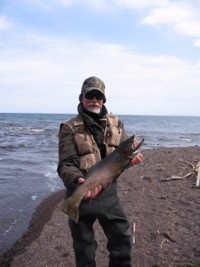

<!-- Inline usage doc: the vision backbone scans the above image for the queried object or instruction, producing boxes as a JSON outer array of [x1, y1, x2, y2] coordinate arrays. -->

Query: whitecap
[[3, 219, 18, 236], [44, 168, 62, 192], [3, 226, 13, 236], [180, 138, 192, 142], [31, 194, 38, 201], [28, 128, 45, 132], [44, 171, 55, 179]]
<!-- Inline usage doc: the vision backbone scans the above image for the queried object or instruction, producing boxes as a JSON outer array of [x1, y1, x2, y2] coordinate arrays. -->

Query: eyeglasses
[[84, 92, 104, 100]]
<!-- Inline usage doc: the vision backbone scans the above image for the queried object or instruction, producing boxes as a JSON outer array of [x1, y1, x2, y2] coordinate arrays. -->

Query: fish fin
[[104, 181, 112, 191], [59, 198, 80, 224], [89, 197, 93, 205]]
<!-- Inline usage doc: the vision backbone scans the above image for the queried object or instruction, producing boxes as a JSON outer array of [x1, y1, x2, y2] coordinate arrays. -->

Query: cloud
[[14, 0, 200, 44], [25, 0, 73, 10], [1, 0, 200, 115], [194, 39, 200, 47], [60, 0, 73, 6], [1, 33, 200, 115], [113, 0, 200, 47], [26, 0, 107, 10], [142, 5, 190, 25], [115, 0, 169, 9], [0, 16, 12, 31], [141, 2, 200, 46]]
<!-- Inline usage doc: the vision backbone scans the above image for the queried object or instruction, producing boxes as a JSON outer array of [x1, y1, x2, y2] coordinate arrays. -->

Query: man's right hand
[[78, 177, 102, 200]]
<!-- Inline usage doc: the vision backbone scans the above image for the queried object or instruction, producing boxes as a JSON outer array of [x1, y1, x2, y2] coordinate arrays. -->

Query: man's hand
[[78, 177, 102, 200], [130, 153, 143, 166]]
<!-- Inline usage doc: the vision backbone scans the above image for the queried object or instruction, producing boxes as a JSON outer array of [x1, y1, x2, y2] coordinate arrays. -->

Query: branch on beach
[[196, 162, 200, 187], [132, 222, 136, 244], [162, 232, 176, 243], [160, 160, 200, 188]]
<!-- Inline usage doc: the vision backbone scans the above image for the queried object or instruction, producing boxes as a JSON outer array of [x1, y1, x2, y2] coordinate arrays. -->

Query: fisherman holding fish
[[57, 76, 143, 267]]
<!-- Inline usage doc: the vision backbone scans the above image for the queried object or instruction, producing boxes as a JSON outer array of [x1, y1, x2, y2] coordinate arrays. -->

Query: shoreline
[[1, 145, 200, 267], [0, 190, 66, 267]]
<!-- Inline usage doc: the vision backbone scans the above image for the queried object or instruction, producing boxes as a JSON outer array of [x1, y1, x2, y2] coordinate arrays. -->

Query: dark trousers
[[68, 192, 132, 267]]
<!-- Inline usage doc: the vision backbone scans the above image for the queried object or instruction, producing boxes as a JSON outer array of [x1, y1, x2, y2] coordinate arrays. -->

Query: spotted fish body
[[59, 135, 144, 223]]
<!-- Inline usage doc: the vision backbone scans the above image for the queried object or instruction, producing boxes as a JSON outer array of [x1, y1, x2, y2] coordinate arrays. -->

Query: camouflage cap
[[81, 76, 105, 96]]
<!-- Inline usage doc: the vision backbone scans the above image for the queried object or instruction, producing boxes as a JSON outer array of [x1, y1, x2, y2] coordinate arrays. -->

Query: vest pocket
[[75, 133, 94, 155], [106, 146, 115, 155], [79, 154, 96, 171], [106, 127, 122, 147]]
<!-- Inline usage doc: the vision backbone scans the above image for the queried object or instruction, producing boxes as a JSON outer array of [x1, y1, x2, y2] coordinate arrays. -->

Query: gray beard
[[86, 107, 101, 114]]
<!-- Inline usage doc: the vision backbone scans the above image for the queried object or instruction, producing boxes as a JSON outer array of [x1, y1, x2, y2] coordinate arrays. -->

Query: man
[[57, 76, 143, 267]]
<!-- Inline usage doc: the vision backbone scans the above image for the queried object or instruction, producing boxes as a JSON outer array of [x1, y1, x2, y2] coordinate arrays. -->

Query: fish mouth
[[131, 138, 145, 154], [131, 146, 140, 157]]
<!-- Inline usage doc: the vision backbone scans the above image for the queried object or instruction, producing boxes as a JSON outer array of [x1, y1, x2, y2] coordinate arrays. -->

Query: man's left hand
[[78, 177, 102, 199], [130, 153, 143, 166]]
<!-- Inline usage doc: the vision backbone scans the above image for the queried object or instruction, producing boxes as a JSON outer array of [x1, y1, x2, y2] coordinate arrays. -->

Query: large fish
[[59, 135, 144, 223]]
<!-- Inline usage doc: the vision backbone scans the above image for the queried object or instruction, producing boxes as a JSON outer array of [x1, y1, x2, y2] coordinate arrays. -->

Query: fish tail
[[59, 197, 80, 223]]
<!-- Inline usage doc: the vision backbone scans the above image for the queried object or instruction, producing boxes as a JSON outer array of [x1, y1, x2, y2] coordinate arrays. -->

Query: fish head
[[121, 135, 144, 159]]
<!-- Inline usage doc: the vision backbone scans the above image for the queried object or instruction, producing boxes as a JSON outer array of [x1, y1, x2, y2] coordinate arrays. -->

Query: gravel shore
[[1, 146, 200, 267]]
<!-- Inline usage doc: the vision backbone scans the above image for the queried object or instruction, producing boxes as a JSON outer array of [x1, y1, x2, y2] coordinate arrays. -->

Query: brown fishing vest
[[65, 114, 122, 172]]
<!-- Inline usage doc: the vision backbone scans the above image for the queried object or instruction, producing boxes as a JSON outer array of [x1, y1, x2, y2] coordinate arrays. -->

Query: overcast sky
[[1, 0, 200, 116]]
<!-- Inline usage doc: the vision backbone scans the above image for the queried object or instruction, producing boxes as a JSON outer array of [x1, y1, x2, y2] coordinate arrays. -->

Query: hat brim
[[84, 88, 105, 96]]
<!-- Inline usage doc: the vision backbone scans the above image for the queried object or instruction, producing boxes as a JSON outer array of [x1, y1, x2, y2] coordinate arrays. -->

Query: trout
[[59, 135, 144, 223]]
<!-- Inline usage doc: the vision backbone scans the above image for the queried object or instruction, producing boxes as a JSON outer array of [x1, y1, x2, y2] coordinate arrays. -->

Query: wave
[[0, 143, 30, 150], [31, 194, 38, 201], [179, 137, 192, 142], [26, 128, 45, 132], [3, 221, 17, 237]]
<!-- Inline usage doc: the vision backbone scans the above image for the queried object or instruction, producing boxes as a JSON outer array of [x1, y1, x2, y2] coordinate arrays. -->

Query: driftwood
[[196, 161, 200, 187], [132, 222, 136, 244], [162, 232, 176, 243], [161, 160, 200, 188]]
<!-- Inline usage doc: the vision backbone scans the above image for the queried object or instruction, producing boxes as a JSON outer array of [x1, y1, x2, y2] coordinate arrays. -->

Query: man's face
[[82, 90, 104, 114]]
